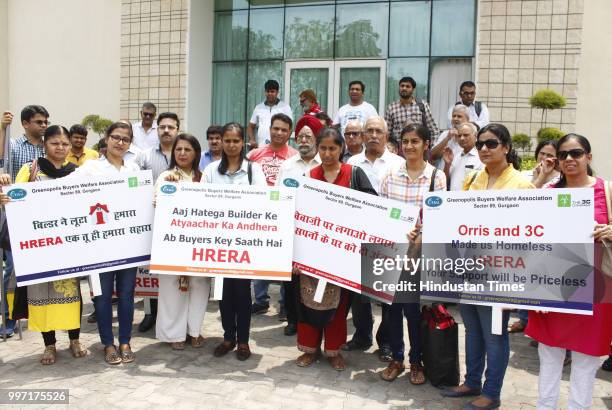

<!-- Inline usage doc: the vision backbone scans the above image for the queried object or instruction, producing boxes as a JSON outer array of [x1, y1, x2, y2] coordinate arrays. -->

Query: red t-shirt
[[247, 144, 298, 186]]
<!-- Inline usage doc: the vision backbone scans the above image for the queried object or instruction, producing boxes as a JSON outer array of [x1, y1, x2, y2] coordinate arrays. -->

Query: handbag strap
[[28, 159, 39, 182]]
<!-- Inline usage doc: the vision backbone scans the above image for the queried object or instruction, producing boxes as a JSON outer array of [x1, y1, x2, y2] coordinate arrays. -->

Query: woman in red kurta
[[526, 133, 612, 410], [295, 127, 376, 371]]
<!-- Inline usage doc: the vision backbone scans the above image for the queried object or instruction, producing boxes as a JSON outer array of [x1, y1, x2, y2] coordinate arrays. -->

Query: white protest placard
[[149, 182, 295, 282], [5, 171, 154, 286], [292, 176, 420, 301], [422, 188, 595, 316], [135, 266, 158, 297]]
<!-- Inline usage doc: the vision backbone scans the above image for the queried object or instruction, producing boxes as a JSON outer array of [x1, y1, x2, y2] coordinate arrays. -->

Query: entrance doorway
[[284, 60, 386, 123]]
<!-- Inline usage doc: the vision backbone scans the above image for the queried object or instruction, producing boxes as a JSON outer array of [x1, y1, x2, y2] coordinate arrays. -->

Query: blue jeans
[[253, 280, 284, 307], [517, 309, 529, 325], [2, 250, 15, 330], [388, 302, 421, 363], [460, 304, 510, 401], [350, 295, 390, 348], [94, 268, 137, 347]]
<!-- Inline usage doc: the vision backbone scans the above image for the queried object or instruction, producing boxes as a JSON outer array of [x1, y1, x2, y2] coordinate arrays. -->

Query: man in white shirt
[[347, 116, 404, 193], [132, 102, 158, 150], [430, 104, 471, 166], [443, 122, 483, 191], [247, 80, 293, 150], [333, 80, 378, 138], [446, 81, 489, 129], [345, 116, 403, 360]]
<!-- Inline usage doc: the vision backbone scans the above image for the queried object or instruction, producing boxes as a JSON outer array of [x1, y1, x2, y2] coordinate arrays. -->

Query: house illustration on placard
[[89, 203, 110, 225]]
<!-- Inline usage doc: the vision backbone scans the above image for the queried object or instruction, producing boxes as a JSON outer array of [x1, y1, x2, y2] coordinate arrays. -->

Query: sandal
[[190, 335, 205, 348], [119, 344, 135, 363], [380, 360, 405, 382], [296, 352, 318, 367], [69, 340, 87, 358], [508, 320, 526, 333], [40, 345, 57, 365], [409, 364, 426, 385], [171, 341, 185, 350], [104, 345, 122, 365], [327, 354, 346, 371]]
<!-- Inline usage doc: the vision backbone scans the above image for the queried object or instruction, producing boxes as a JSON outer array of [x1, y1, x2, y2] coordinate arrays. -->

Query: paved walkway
[[1, 282, 610, 409]]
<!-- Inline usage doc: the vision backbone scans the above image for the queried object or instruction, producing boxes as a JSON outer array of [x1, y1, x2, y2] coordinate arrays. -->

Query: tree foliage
[[536, 127, 565, 144], [82, 114, 113, 139], [529, 89, 567, 129], [512, 133, 532, 152]]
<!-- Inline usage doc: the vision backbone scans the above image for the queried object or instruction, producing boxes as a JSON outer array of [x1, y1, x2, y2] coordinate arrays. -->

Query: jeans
[[94, 268, 137, 347], [2, 250, 15, 330], [220, 278, 252, 344], [388, 302, 422, 363], [253, 280, 284, 308], [282, 279, 297, 325], [460, 304, 510, 401], [349, 295, 390, 348], [517, 309, 529, 325]]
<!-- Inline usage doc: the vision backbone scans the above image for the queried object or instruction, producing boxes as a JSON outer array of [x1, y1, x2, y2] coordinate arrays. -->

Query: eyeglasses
[[109, 135, 132, 144], [29, 119, 49, 126], [475, 139, 500, 150], [558, 149, 586, 160], [344, 131, 361, 138], [141, 112, 155, 118]]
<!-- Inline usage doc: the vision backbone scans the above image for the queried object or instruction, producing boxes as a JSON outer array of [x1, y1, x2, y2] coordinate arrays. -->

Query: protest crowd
[[0, 77, 611, 410]]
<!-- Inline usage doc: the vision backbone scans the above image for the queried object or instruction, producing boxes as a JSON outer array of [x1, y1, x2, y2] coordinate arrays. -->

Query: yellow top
[[463, 164, 535, 191], [66, 147, 99, 167], [15, 161, 74, 183]]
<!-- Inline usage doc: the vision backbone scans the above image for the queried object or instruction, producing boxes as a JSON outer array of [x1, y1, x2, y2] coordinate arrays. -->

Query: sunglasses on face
[[558, 149, 586, 160], [475, 139, 500, 150], [141, 112, 155, 118]]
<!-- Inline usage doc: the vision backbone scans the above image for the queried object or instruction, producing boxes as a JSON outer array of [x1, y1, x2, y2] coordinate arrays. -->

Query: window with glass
[[211, 0, 476, 126]]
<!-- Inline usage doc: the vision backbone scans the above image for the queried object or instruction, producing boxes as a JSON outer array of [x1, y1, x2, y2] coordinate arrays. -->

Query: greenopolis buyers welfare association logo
[[269, 191, 280, 201], [128, 177, 139, 188], [390, 208, 401, 219], [557, 194, 571, 207]]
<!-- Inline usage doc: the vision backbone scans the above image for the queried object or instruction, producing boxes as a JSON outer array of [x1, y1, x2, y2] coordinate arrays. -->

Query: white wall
[[0, 0, 8, 110], [575, 0, 612, 180], [186, 0, 214, 147], [6, 0, 120, 138]]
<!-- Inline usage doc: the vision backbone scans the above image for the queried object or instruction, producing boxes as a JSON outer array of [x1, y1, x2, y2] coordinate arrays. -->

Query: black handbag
[[421, 304, 460, 387]]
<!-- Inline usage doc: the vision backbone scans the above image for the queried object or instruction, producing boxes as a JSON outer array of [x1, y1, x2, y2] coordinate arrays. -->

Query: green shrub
[[82, 114, 113, 139], [512, 133, 531, 152], [520, 155, 537, 171], [536, 127, 564, 143], [529, 89, 567, 129], [529, 89, 567, 110]]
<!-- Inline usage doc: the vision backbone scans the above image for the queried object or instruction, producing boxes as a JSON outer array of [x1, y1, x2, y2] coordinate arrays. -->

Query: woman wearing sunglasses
[[526, 133, 612, 410], [441, 123, 533, 410]]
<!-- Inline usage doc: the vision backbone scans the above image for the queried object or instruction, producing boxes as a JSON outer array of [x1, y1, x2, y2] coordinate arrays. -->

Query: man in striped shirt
[[0, 105, 49, 337], [135, 111, 180, 332]]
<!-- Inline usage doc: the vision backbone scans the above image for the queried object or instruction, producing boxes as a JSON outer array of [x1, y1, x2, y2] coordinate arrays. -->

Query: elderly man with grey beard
[[275, 115, 324, 335]]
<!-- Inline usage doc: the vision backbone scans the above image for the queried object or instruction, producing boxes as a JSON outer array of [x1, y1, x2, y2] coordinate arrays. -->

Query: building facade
[[1, 0, 610, 177]]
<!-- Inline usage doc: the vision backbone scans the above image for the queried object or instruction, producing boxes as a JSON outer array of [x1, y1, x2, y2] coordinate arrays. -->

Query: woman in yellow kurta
[[441, 123, 534, 410], [2, 125, 85, 364]]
